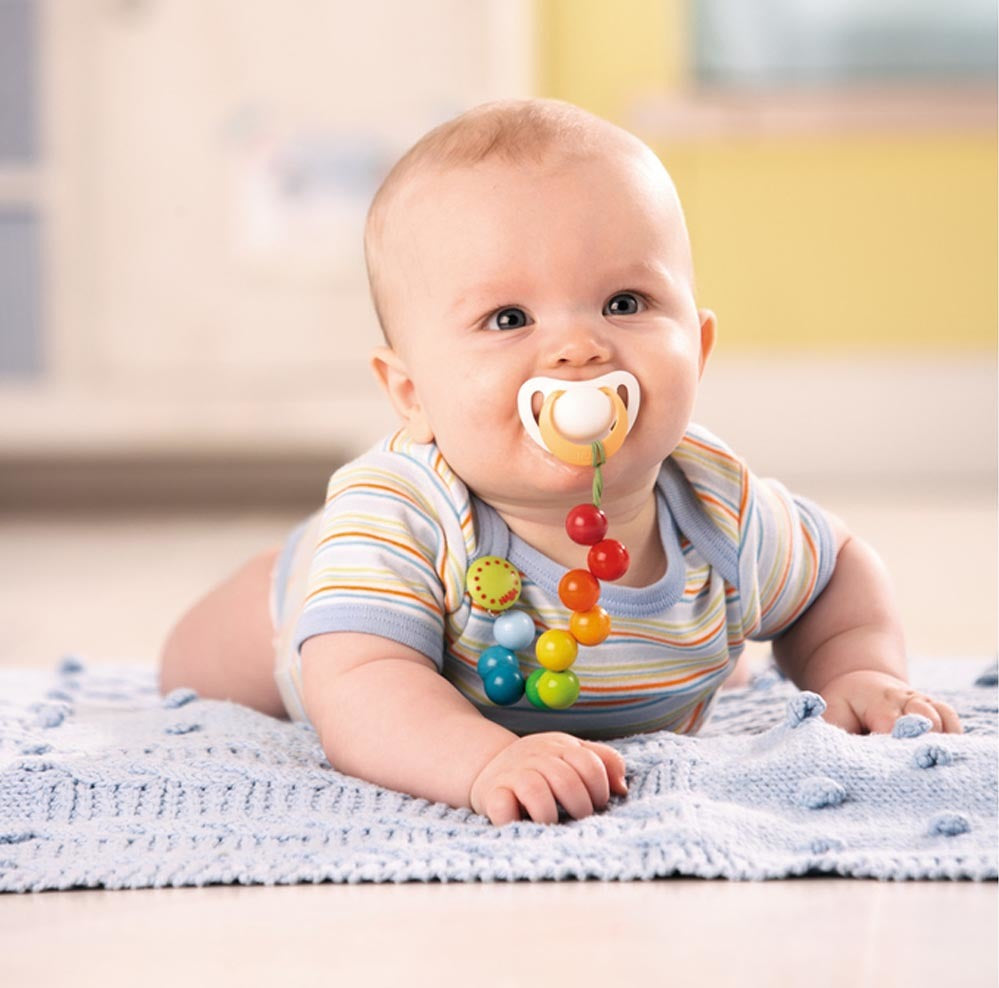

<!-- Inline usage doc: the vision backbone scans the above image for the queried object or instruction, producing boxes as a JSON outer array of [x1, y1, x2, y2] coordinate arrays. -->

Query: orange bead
[[569, 606, 611, 646], [558, 569, 600, 612]]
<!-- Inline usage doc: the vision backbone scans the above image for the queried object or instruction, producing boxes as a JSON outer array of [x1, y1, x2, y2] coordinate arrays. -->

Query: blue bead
[[477, 645, 518, 678], [483, 667, 525, 705], [493, 609, 536, 651]]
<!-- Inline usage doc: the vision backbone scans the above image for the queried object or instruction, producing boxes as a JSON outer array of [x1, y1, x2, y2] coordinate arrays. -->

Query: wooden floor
[[1, 487, 996, 987], [2, 880, 996, 988]]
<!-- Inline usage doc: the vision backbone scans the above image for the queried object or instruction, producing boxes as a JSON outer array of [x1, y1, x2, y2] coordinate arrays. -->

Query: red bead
[[587, 539, 630, 581], [565, 504, 608, 545], [558, 569, 600, 612]]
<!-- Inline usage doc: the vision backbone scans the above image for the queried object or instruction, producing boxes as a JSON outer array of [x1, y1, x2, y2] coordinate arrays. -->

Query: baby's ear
[[697, 309, 717, 377], [370, 346, 435, 443]]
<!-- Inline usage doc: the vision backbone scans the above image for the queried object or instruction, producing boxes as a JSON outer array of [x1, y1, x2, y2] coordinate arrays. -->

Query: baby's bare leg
[[723, 651, 752, 688], [158, 545, 287, 719]]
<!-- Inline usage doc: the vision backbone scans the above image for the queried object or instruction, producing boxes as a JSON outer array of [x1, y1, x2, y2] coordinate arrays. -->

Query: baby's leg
[[158, 545, 287, 719], [724, 651, 752, 688]]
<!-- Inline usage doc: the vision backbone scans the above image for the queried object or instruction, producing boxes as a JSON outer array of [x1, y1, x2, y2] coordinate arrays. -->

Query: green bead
[[524, 668, 549, 710], [536, 669, 580, 710]]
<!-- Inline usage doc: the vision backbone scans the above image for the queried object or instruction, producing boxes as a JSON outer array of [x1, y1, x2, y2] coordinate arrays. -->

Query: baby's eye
[[486, 307, 532, 331], [604, 292, 645, 316]]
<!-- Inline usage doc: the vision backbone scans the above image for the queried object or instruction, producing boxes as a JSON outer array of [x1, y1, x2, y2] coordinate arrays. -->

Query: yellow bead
[[535, 629, 578, 671], [465, 556, 522, 612], [569, 606, 611, 646]]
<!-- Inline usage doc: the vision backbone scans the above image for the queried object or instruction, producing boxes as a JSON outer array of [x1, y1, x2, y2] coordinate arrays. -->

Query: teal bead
[[493, 610, 536, 651], [477, 645, 518, 678], [524, 668, 550, 710], [483, 666, 525, 705]]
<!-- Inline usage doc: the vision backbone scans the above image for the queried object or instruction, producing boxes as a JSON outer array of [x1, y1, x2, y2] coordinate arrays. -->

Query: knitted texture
[[0, 658, 995, 891]]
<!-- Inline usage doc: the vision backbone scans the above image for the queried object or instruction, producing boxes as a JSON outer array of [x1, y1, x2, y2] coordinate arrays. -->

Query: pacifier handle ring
[[537, 388, 629, 466]]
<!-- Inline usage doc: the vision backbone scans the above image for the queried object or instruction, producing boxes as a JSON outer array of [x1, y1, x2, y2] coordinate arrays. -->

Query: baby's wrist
[[820, 667, 907, 691], [783, 624, 907, 695]]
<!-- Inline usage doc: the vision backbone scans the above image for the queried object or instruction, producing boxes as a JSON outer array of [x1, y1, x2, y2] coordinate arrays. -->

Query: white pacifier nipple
[[551, 388, 615, 443], [517, 370, 641, 466]]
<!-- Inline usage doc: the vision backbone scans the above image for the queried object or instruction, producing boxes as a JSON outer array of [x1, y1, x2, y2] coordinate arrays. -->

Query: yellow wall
[[536, 0, 997, 350]]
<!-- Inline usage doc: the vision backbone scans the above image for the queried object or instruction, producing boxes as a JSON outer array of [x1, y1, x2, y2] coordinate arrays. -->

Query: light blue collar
[[470, 477, 687, 618]]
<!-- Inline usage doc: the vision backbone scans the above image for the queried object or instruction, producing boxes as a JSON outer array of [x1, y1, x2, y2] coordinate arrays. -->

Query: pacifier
[[517, 370, 641, 465]]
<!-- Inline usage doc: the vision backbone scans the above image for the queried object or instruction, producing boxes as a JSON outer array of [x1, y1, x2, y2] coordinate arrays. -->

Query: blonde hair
[[363, 99, 620, 342]]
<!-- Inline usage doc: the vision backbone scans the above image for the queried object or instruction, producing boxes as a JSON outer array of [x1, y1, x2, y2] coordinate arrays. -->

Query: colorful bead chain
[[466, 441, 630, 710]]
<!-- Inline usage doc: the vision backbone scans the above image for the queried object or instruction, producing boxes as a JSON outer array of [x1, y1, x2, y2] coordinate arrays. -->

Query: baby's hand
[[820, 670, 963, 734], [469, 732, 628, 826]]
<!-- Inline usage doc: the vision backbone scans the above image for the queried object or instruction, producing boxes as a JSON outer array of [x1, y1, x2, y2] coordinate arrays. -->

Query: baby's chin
[[470, 443, 663, 514], [438, 420, 674, 510]]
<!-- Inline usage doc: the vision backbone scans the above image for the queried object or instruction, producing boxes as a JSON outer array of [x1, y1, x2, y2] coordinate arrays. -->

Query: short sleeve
[[665, 424, 837, 642], [737, 478, 837, 641], [291, 445, 467, 670]]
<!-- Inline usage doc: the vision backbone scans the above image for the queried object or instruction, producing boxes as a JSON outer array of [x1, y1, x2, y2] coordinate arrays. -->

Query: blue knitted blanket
[[1, 657, 995, 891]]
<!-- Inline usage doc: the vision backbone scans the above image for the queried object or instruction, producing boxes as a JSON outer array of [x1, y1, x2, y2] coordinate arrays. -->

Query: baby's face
[[373, 142, 715, 516]]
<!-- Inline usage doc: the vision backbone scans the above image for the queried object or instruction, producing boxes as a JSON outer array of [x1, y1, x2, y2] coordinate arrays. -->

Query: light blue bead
[[483, 667, 525, 705], [477, 645, 518, 678], [493, 610, 535, 651]]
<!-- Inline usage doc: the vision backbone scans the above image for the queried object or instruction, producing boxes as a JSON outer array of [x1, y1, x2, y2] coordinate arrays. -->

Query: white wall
[[1, 1, 992, 492]]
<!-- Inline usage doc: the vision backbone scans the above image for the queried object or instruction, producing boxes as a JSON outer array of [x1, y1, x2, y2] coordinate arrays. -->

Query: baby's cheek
[[635, 385, 697, 455]]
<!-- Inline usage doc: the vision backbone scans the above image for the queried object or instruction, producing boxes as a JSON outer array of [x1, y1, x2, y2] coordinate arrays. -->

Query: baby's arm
[[772, 515, 962, 733], [300, 632, 628, 825]]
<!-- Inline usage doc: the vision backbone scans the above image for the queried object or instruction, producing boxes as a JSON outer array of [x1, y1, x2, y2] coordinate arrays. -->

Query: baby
[[159, 98, 961, 827]]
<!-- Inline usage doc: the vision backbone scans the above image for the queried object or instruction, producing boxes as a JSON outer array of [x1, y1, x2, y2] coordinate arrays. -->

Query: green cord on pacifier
[[590, 440, 606, 509]]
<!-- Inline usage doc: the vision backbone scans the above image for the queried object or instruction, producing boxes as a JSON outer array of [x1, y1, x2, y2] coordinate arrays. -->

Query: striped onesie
[[271, 422, 836, 740]]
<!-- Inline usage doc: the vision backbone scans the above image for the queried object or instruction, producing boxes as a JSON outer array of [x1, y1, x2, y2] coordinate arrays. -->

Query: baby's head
[[364, 99, 716, 517]]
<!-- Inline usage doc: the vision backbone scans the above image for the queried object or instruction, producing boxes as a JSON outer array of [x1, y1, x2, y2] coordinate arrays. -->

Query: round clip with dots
[[465, 556, 522, 613]]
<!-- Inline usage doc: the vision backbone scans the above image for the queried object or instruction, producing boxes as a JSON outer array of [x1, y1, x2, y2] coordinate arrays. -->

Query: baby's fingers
[[861, 692, 960, 735], [821, 694, 863, 733], [933, 699, 963, 734], [819, 674, 965, 736], [483, 787, 523, 827], [582, 740, 629, 796], [862, 697, 910, 735], [558, 746, 611, 811], [536, 757, 596, 821], [905, 696, 963, 734], [903, 696, 944, 733], [512, 768, 561, 824]]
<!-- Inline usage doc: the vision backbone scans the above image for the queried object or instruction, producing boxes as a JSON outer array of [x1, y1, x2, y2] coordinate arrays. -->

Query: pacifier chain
[[466, 439, 630, 710]]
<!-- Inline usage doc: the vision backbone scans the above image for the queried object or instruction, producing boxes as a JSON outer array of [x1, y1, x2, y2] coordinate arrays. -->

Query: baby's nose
[[546, 324, 612, 367]]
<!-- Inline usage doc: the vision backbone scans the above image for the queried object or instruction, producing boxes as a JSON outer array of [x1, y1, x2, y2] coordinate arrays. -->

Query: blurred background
[[1, 0, 996, 667]]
